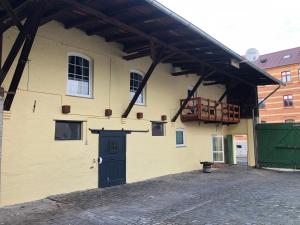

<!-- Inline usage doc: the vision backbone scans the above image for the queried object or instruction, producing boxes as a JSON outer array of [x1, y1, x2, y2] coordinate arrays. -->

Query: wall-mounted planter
[[105, 109, 112, 117], [137, 112, 143, 119], [62, 105, 71, 114], [161, 115, 167, 121]]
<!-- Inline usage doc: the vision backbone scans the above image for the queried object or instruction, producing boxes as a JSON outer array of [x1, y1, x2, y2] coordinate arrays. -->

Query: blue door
[[99, 131, 126, 188]]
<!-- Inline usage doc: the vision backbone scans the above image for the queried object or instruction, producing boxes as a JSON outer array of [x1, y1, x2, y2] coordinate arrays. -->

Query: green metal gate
[[256, 123, 300, 169]]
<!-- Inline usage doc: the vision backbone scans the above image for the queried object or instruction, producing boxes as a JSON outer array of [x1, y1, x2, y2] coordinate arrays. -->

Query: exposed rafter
[[0, 0, 23, 31], [171, 70, 216, 122], [64, 16, 96, 29], [171, 69, 200, 76], [123, 49, 150, 61], [55, 1, 251, 85], [4, 0, 46, 111], [86, 14, 167, 36], [122, 49, 165, 118], [40, 6, 72, 26]]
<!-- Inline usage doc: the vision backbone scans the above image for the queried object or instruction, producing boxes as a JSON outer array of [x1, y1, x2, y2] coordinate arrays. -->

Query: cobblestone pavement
[[1, 166, 300, 225]]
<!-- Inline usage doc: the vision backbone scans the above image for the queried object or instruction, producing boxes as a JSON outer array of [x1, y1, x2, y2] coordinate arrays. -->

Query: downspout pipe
[[253, 84, 282, 167]]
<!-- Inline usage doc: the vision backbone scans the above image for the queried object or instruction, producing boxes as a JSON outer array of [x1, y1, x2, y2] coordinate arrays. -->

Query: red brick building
[[256, 47, 300, 123]]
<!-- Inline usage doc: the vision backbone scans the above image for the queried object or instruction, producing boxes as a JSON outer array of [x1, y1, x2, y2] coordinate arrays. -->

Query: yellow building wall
[[0, 22, 252, 206], [225, 119, 255, 166]]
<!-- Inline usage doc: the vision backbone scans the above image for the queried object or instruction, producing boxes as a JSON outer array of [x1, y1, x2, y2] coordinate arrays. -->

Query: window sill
[[66, 94, 93, 99], [176, 145, 186, 148], [134, 103, 146, 106]]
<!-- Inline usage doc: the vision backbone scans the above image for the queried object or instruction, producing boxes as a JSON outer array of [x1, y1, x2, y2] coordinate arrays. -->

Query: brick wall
[[258, 63, 300, 123]]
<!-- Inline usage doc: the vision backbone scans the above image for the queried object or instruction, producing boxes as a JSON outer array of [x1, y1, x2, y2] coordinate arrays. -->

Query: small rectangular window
[[283, 95, 293, 107], [298, 69, 300, 80], [176, 128, 185, 147], [152, 122, 165, 136], [281, 71, 291, 83], [285, 119, 295, 123], [55, 121, 82, 140]]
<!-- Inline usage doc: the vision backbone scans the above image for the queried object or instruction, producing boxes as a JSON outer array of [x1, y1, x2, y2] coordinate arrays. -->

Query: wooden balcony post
[[171, 70, 215, 122]]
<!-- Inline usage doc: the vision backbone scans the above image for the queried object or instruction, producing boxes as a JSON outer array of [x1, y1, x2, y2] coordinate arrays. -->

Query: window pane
[[69, 56, 75, 64], [55, 121, 82, 140], [68, 64, 75, 74], [83, 59, 89, 67], [212, 136, 224, 162], [213, 152, 223, 162], [130, 72, 144, 104], [68, 55, 91, 97], [83, 68, 89, 77], [285, 119, 295, 123], [75, 56, 83, 66], [176, 130, 184, 145], [152, 122, 164, 136]]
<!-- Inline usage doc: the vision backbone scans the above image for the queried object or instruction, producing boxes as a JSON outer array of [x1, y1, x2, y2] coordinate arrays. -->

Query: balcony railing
[[180, 97, 240, 124]]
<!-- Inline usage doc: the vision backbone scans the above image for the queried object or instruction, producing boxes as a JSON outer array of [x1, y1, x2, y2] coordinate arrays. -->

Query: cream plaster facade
[[0, 22, 254, 206]]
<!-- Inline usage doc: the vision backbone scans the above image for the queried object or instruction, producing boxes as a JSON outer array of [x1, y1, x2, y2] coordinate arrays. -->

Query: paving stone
[[0, 166, 299, 225]]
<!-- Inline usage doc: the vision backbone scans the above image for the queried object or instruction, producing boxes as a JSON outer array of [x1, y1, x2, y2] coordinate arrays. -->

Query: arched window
[[67, 53, 92, 97], [130, 70, 145, 105]]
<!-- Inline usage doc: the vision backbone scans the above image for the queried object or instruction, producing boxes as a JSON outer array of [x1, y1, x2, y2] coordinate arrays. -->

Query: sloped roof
[[0, 0, 282, 86], [253, 47, 300, 69]]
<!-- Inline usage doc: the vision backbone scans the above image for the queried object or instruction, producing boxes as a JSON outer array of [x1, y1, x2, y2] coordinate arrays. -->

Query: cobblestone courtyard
[[0, 166, 300, 225]]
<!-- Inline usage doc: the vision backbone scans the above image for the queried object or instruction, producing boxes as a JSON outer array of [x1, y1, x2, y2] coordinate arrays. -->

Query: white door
[[212, 136, 224, 162], [236, 140, 248, 165]]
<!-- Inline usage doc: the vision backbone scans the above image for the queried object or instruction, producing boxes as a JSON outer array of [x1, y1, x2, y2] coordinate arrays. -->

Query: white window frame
[[212, 135, 225, 163], [283, 95, 293, 107], [281, 71, 291, 83], [67, 52, 93, 98], [130, 70, 146, 106], [176, 128, 185, 147]]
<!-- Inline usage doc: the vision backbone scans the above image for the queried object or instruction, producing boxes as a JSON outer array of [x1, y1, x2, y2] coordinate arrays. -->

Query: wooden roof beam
[[67, 1, 144, 30], [64, 16, 96, 29], [87, 14, 167, 36], [123, 42, 150, 54], [0, 0, 23, 31], [60, 0, 256, 87], [123, 49, 150, 61], [171, 70, 216, 122], [171, 69, 201, 76], [40, 6, 72, 26], [105, 26, 183, 42], [104, 1, 145, 17]]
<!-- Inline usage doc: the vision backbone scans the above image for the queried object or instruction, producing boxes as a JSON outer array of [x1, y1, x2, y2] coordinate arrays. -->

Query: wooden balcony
[[180, 97, 240, 124]]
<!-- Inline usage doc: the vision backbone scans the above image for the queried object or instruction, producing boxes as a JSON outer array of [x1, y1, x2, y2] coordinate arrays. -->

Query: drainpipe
[[253, 84, 281, 167]]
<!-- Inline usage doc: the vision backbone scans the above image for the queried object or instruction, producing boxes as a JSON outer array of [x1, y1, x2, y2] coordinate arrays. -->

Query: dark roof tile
[[253, 47, 300, 69]]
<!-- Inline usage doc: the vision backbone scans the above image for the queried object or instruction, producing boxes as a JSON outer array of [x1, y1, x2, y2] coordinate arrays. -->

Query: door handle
[[98, 157, 103, 164]]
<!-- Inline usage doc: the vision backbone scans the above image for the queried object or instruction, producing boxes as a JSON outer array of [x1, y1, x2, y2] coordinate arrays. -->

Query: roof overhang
[[0, 0, 282, 86]]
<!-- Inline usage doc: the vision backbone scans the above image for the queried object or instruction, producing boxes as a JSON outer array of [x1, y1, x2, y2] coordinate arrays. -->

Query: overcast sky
[[157, 0, 300, 55]]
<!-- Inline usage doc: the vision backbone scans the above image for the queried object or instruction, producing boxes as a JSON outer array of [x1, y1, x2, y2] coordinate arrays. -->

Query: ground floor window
[[212, 135, 224, 162], [55, 121, 82, 140], [176, 128, 185, 147], [152, 122, 165, 136], [285, 119, 295, 123]]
